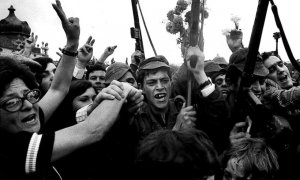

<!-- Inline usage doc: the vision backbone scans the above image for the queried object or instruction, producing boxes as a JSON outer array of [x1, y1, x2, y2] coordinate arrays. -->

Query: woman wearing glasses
[[0, 1, 143, 179]]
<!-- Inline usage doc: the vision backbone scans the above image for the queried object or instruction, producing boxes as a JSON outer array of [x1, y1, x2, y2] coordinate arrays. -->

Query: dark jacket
[[172, 63, 230, 154]]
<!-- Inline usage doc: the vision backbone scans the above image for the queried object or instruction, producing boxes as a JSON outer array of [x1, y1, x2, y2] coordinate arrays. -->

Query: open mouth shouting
[[22, 114, 38, 127], [278, 74, 288, 84], [154, 93, 167, 102]]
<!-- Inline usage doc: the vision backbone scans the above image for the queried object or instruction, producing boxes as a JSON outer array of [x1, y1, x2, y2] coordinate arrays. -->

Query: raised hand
[[123, 87, 144, 114], [173, 103, 197, 131], [77, 36, 95, 67], [99, 45, 117, 63], [131, 50, 145, 66], [87, 80, 124, 115], [185, 46, 205, 74], [104, 45, 117, 57], [52, 0, 80, 51], [56, 47, 63, 58], [21, 32, 38, 57], [229, 120, 251, 145], [226, 30, 243, 53]]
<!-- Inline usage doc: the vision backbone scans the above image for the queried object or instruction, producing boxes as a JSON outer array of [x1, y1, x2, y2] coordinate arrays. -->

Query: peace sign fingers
[[52, 0, 68, 25]]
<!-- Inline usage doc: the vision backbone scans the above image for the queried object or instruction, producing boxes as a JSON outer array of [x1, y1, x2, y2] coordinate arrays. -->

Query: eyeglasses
[[0, 89, 41, 112]]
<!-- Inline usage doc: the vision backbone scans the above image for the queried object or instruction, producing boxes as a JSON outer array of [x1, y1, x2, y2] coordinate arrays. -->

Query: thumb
[[181, 102, 186, 110]]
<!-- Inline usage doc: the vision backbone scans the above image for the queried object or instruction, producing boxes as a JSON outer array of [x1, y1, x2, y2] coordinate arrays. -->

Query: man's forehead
[[90, 70, 106, 76], [215, 74, 225, 79], [144, 70, 169, 80], [265, 56, 281, 66]]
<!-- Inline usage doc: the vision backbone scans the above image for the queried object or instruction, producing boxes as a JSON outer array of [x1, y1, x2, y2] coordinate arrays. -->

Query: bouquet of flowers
[[222, 15, 242, 40], [165, 0, 209, 56]]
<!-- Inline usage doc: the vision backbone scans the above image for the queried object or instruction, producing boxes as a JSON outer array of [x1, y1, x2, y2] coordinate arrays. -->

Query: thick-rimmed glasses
[[0, 89, 41, 112]]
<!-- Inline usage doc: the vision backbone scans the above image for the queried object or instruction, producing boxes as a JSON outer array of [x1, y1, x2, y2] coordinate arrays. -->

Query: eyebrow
[[0, 89, 29, 101], [268, 63, 277, 69]]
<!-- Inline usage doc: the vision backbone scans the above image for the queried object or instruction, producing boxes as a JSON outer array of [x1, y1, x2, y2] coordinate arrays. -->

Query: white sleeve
[[73, 66, 86, 79], [75, 103, 92, 123], [201, 83, 215, 97]]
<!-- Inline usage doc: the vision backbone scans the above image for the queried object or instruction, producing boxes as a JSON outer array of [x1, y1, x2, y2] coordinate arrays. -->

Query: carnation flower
[[166, 22, 173, 33], [167, 10, 175, 21], [176, 0, 188, 12], [203, 9, 209, 19], [184, 11, 191, 24], [230, 15, 241, 29], [165, 0, 208, 56], [174, 6, 182, 15], [172, 16, 184, 33]]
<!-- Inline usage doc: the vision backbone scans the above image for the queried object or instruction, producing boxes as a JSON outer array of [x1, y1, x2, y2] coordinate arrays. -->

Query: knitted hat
[[105, 62, 132, 84]]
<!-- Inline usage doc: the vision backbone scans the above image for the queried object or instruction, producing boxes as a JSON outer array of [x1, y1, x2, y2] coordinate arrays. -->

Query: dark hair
[[86, 62, 107, 80], [66, 80, 94, 107], [222, 138, 279, 180], [261, 51, 282, 63], [33, 57, 54, 71], [33, 57, 55, 84], [135, 129, 221, 180], [45, 80, 94, 132], [0, 56, 38, 97], [137, 67, 171, 87]]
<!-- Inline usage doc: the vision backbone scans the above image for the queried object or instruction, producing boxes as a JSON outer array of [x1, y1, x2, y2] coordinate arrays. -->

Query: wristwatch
[[198, 79, 212, 90]]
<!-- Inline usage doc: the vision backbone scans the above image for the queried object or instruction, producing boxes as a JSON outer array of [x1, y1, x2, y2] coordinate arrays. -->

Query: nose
[[221, 80, 227, 87], [276, 65, 285, 74], [95, 78, 101, 84], [156, 81, 163, 90], [21, 99, 34, 111]]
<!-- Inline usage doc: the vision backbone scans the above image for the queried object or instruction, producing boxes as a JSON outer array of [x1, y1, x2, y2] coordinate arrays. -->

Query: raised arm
[[73, 36, 95, 79], [38, 0, 80, 122], [98, 45, 117, 63]]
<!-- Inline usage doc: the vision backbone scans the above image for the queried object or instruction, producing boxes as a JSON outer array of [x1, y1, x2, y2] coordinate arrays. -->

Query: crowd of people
[[0, 0, 299, 179]]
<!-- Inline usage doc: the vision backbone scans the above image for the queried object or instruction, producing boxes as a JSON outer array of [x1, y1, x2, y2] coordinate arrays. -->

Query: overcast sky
[[0, 0, 299, 65]]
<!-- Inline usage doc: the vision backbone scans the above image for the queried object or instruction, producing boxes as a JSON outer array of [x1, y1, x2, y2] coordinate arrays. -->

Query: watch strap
[[62, 48, 78, 57], [198, 79, 212, 90]]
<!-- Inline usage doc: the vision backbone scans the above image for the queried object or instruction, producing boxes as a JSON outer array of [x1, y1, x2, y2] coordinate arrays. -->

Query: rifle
[[235, 0, 269, 135], [131, 0, 144, 58], [237, 0, 294, 147]]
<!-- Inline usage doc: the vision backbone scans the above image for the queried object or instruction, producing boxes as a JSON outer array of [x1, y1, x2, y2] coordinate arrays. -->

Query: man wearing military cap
[[132, 55, 196, 140]]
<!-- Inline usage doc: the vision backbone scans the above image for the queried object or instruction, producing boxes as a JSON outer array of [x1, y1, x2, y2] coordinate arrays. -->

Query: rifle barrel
[[131, 0, 144, 53], [240, 0, 269, 90]]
